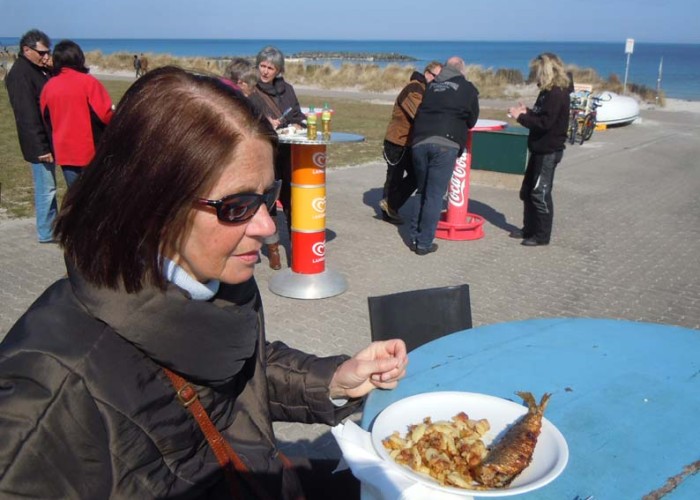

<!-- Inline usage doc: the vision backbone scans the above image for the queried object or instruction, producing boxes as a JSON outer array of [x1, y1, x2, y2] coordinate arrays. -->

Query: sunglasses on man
[[28, 46, 51, 57], [196, 180, 281, 223]]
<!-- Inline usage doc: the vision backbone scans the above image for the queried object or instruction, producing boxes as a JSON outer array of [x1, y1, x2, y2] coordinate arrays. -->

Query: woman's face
[[167, 136, 276, 284], [258, 60, 280, 84]]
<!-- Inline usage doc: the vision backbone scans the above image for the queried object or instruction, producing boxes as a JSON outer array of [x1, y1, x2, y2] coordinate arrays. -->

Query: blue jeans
[[61, 166, 83, 189], [410, 143, 459, 249], [31, 162, 58, 242]]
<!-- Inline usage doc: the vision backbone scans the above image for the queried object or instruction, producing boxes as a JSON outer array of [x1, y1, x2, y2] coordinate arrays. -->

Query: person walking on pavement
[[139, 53, 149, 74], [379, 61, 442, 225], [5, 29, 57, 243], [409, 56, 479, 255], [133, 54, 141, 78], [508, 53, 571, 247]]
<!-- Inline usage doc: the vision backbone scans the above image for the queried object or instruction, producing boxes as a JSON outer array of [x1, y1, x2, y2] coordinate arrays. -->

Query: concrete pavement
[[1, 105, 699, 458]]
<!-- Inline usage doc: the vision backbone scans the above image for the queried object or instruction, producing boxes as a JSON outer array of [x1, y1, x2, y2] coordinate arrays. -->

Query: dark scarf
[[68, 264, 261, 387], [256, 76, 288, 99]]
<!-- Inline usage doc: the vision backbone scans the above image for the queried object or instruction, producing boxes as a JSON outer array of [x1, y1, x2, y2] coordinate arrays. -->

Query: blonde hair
[[424, 60, 442, 74], [530, 52, 570, 91]]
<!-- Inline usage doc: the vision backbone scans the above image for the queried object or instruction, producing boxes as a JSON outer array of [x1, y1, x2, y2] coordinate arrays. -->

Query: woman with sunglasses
[[0, 67, 407, 499]]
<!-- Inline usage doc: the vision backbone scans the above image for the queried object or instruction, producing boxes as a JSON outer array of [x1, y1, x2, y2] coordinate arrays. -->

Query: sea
[[2, 38, 698, 100]]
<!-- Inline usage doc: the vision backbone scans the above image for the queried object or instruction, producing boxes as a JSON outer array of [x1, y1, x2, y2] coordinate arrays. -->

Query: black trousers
[[382, 140, 416, 211], [275, 144, 293, 237], [520, 150, 563, 243]]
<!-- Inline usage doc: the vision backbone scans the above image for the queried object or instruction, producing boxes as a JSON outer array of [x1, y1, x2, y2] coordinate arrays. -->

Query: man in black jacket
[[409, 56, 479, 255], [5, 29, 56, 243]]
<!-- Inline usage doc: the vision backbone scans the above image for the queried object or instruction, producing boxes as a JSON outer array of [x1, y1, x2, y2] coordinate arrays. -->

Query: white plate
[[371, 391, 569, 497]]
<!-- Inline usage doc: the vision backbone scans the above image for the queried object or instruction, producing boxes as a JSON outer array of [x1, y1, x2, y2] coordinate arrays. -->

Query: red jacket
[[40, 68, 114, 166]]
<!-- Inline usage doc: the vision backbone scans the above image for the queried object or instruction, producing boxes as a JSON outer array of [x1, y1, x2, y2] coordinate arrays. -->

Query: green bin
[[471, 126, 529, 174]]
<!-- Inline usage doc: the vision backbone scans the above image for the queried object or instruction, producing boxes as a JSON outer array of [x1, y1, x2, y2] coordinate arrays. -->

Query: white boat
[[594, 91, 640, 125]]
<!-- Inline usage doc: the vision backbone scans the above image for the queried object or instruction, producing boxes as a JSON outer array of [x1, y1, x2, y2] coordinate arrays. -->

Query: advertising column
[[290, 144, 327, 274], [268, 140, 348, 300]]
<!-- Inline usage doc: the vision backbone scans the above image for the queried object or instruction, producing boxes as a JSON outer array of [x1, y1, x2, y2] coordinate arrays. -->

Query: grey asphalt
[[1, 105, 699, 459]]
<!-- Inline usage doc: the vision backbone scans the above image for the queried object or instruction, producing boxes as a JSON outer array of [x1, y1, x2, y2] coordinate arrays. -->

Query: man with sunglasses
[[379, 61, 442, 224], [5, 29, 56, 243]]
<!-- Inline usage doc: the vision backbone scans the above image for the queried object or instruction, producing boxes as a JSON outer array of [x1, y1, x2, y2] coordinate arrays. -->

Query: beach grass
[[84, 51, 665, 103]]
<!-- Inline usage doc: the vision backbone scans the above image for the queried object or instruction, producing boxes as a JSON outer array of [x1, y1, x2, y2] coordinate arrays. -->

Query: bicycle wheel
[[568, 114, 578, 145], [581, 114, 596, 143]]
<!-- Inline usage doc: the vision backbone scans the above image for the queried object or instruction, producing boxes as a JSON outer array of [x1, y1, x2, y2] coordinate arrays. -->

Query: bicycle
[[569, 94, 611, 145], [568, 96, 585, 145], [578, 96, 605, 143]]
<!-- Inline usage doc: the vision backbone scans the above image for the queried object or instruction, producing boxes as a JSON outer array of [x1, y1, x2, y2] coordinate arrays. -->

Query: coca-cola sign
[[448, 152, 468, 208]]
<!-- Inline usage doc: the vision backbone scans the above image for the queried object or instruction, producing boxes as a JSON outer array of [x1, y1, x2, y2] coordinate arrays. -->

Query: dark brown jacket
[[384, 71, 427, 147], [0, 271, 358, 498]]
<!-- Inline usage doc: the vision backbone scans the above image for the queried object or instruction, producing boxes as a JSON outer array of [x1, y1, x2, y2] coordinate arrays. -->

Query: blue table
[[361, 318, 700, 499]]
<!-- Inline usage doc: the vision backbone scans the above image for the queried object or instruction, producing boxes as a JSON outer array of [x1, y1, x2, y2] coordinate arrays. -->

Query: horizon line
[[1, 36, 699, 45]]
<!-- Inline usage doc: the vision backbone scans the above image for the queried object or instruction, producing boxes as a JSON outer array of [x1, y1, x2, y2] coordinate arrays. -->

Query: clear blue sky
[[2, 0, 699, 43]]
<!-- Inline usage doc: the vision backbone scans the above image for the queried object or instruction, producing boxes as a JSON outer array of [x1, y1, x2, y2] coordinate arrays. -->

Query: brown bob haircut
[[54, 66, 277, 293]]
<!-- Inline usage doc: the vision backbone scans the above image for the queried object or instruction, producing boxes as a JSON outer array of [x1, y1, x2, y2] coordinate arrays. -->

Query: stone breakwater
[[290, 51, 416, 62]]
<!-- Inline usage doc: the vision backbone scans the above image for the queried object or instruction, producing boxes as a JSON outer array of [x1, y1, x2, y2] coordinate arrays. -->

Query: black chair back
[[367, 284, 472, 352]]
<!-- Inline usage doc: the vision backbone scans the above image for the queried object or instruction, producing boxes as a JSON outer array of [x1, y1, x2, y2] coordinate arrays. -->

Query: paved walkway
[[1, 106, 699, 459]]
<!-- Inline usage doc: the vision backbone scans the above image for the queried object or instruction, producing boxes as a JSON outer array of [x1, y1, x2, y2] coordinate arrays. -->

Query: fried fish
[[472, 392, 551, 488]]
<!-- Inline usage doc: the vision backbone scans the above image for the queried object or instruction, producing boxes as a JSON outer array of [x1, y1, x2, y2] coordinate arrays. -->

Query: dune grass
[[84, 51, 664, 103]]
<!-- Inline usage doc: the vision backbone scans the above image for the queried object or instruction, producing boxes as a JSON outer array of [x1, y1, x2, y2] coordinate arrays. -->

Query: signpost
[[656, 57, 664, 104], [623, 38, 634, 95]]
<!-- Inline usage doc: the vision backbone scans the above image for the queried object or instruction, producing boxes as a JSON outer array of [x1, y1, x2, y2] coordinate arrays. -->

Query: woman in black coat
[[0, 67, 407, 499], [248, 46, 306, 250], [508, 53, 571, 246]]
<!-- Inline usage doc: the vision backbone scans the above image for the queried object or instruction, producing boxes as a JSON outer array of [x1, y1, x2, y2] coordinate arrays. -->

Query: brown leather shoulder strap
[[163, 367, 278, 500]]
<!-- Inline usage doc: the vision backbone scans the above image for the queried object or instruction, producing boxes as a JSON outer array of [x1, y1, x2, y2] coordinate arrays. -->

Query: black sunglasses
[[28, 46, 51, 57], [196, 180, 281, 223]]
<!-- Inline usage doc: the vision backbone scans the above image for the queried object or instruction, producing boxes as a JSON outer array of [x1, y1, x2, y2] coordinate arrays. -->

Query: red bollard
[[436, 120, 507, 241]]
